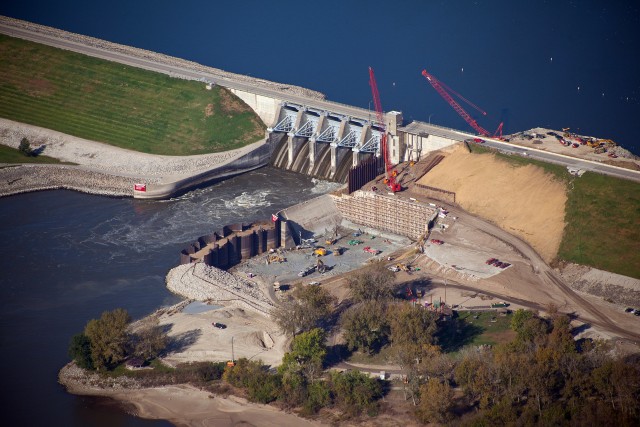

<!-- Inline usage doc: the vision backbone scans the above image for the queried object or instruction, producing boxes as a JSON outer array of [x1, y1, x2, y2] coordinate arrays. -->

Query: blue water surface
[[1, 0, 638, 153]]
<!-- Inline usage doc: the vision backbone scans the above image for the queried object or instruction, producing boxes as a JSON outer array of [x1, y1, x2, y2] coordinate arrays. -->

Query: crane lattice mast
[[421, 69, 503, 137], [369, 67, 401, 192]]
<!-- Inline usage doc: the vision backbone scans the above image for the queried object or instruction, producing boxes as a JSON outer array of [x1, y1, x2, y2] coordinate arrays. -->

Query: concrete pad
[[423, 241, 508, 279]]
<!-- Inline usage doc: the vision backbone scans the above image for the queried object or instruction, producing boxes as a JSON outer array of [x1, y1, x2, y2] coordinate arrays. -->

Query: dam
[[0, 16, 466, 188]]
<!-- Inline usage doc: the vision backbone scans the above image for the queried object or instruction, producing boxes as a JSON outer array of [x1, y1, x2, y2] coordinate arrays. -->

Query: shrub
[[18, 137, 33, 156], [68, 333, 94, 370]]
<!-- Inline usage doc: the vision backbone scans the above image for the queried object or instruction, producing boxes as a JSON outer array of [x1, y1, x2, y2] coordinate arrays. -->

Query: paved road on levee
[[407, 122, 640, 183]]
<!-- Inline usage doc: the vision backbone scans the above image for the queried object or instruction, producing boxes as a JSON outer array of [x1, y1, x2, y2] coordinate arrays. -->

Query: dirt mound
[[417, 146, 567, 262], [243, 331, 275, 349]]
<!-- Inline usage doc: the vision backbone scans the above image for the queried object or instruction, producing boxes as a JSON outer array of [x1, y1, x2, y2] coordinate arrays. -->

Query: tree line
[[68, 261, 640, 425]]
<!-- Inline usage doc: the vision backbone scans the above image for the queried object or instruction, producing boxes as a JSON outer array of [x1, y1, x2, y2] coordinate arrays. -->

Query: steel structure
[[337, 127, 361, 148], [421, 69, 503, 138], [359, 128, 382, 153], [369, 67, 401, 192], [295, 117, 318, 138], [316, 122, 340, 143]]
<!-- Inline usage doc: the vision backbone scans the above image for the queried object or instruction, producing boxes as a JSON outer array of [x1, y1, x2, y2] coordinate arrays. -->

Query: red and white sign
[[134, 183, 147, 192]]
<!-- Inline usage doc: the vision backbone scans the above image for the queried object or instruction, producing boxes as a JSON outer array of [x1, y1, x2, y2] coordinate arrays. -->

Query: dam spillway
[[267, 103, 389, 182]]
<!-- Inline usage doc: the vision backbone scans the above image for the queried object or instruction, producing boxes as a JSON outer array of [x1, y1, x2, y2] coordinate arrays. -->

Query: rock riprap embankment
[[167, 263, 274, 314], [0, 164, 135, 197]]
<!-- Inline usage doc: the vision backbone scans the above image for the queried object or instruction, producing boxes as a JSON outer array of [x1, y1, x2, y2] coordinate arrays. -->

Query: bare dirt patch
[[417, 145, 567, 262], [218, 88, 250, 115], [204, 103, 214, 117], [26, 78, 56, 96]]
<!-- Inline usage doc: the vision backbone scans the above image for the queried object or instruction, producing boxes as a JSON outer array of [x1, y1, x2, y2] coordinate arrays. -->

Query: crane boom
[[369, 67, 401, 192], [421, 69, 491, 137]]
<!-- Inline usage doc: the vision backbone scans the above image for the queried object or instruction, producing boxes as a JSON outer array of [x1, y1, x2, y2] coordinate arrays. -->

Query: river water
[[0, 168, 338, 426], [0, 1, 638, 425]]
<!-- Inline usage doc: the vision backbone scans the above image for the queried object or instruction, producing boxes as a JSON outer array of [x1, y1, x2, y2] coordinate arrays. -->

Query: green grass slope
[[469, 144, 640, 278], [0, 35, 265, 156], [0, 144, 72, 164], [559, 172, 640, 279]]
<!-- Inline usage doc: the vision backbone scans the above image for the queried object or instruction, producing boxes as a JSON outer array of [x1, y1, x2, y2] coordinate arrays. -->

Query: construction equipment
[[314, 247, 327, 257], [333, 247, 343, 256], [348, 239, 364, 245], [363, 246, 381, 255], [369, 67, 401, 192], [316, 259, 327, 273], [267, 254, 286, 263], [421, 69, 503, 138]]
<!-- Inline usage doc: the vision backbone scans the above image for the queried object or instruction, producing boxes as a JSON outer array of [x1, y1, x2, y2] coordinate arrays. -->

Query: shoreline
[[58, 363, 322, 427], [0, 118, 273, 200]]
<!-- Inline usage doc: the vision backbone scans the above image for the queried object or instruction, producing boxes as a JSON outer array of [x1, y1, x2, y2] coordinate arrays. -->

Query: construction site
[[175, 65, 638, 340]]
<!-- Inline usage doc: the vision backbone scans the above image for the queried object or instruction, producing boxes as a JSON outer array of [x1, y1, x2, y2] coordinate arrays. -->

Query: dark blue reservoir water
[[0, 169, 336, 426], [2, 0, 638, 153], [0, 2, 638, 425]]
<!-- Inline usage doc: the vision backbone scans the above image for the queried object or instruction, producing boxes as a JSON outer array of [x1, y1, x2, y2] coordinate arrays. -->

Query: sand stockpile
[[418, 146, 567, 262]]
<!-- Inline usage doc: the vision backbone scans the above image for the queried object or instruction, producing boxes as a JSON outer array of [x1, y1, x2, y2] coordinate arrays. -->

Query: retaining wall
[[180, 219, 281, 269]]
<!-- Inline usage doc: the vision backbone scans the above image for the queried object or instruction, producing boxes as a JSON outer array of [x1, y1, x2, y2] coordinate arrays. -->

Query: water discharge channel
[[0, 166, 340, 426]]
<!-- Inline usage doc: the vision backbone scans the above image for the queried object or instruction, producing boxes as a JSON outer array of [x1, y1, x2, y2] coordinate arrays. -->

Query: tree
[[389, 303, 438, 354], [223, 358, 281, 404], [510, 309, 548, 345], [416, 378, 454, 424], [341, 300, 389, 354], [347, 261, 395, 302], [132, 317, 167, 362], [280, 328, 327, 381], [329, 370, 383, 416], [84, 308, 131, 370], [18, 137, 33, 157], [68, 333, 94, 370], [271, 284, 336, 336]]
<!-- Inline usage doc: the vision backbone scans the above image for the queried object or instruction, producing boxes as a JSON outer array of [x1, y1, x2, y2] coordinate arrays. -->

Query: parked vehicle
[[486, 258, 497, 265], [213, 322, 227, 329], [430, 239, 444, 245]]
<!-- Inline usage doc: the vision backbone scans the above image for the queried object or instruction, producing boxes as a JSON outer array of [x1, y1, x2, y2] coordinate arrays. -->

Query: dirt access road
[[423, 201, 640, 343]]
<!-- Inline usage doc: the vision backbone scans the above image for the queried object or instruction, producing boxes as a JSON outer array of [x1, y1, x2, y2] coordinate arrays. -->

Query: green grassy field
[[0, 35, 265, 156], [438, 311, 515, 353], [559, 172, 640, 278], [0, 144, 73, 164], [469, 145, 640, 278]]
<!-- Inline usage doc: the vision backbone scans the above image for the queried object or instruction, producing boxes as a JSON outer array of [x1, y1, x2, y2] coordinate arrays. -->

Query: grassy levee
[[469, 144, 640, 278], [559, 172, 640, 279], [0, 144, 73, 164], [0, 35, 265, 155]]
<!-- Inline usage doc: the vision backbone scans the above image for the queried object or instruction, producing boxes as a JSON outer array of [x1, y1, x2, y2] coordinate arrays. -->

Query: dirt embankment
[[418, 146, 567, 262]]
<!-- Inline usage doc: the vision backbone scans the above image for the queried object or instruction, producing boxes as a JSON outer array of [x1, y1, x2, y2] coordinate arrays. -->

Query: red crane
[[421, 69, 503, 138], [369, 67, 401, 192]]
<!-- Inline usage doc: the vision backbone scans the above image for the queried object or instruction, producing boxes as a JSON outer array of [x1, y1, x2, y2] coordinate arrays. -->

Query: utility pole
[[231, 336, 235, 362], [444, 278, 447, 307]]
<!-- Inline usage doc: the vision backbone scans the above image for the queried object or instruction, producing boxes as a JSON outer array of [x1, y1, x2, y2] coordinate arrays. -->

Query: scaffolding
[[330, 191, 437, 240]]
